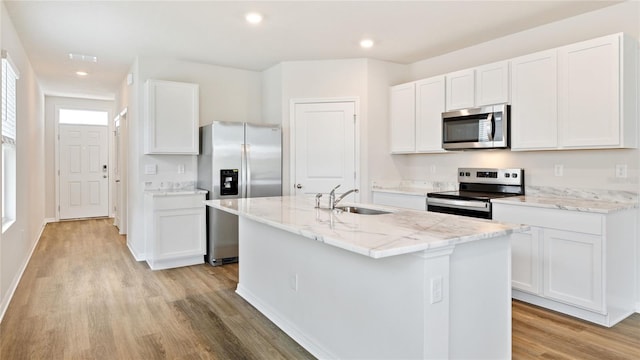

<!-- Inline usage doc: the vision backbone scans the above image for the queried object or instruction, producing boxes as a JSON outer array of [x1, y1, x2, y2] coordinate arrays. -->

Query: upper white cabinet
[[390, 76, 445, 153], [144, 79, 200, 154], [511, 33, 637, 150], [558, 33, 637, 149], [446, 69, 475, 110], [475, 61, 510, 106], [415, 76, 446, 152], [510, 49, 558, 150], [389, 82, 416, 153], [445, 61, 510, 111]]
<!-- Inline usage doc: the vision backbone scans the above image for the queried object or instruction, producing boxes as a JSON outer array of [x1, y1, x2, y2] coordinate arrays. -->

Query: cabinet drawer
[[372, 192, 426, 211], [493, 204, 602, 235], [151, 194, 206, 210]]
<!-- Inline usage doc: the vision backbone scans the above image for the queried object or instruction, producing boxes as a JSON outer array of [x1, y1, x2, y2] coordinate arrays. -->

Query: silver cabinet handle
[[296, 184, 303, 189]]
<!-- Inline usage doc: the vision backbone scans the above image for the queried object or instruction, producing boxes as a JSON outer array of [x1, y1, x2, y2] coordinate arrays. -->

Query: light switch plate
[[615, 164, 628, 178]]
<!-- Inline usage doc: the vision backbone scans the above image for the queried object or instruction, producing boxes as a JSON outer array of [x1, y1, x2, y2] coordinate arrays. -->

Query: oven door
[[427, 197, 492, 219], [442, 104, 508, 150]]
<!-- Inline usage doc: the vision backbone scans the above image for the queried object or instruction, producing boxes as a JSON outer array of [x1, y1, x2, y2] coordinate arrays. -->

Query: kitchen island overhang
[[205, 196, 528, 359]]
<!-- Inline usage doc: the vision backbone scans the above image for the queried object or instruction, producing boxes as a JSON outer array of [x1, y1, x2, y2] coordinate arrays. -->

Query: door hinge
[[353, 114, 356, 123], [354, 171, 356, 180]]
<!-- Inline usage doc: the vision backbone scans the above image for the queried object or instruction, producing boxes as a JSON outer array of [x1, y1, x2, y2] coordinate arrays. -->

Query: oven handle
[[427, 198, 490, 212]]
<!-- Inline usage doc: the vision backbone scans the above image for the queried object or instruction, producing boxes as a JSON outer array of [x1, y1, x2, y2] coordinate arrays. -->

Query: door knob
[[296, 184, 303, 189]]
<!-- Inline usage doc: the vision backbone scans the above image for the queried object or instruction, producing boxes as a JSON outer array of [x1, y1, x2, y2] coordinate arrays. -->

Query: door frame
[[289, 97, 361, 198], [113, 108, 128, 234], [54, 104, 112, 221]]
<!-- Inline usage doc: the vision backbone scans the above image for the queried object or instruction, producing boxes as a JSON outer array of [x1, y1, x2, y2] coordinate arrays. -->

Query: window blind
[[2, 51, 19, 146]]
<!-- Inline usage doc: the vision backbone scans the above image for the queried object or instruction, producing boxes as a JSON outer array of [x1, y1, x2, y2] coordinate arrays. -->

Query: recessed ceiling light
[[76, 71, 88, 76], [360, 39, 374, 49], [245, 12, 263, 25]]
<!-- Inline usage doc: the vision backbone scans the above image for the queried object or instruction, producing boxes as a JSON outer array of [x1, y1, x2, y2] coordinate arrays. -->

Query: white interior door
[[59, 124, 109, 219], [293, 101, 357, 199]]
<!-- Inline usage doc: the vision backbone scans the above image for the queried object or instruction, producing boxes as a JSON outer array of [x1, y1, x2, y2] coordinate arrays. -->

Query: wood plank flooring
[[1, 218, 639, 359]]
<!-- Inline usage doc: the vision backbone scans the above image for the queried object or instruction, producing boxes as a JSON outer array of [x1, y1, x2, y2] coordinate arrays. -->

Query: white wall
[[266, 58, 406, 200], [120, 57, 262, 260], [0, 2, 45, 321], [43, 96, 115, 220]]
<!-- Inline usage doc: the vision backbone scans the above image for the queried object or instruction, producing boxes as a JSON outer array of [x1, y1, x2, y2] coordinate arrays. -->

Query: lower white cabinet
[[510, 228, 542, 295], [372, 191, 426, 211], [144, 192, 207, 270], [493, 202, 636, 327]]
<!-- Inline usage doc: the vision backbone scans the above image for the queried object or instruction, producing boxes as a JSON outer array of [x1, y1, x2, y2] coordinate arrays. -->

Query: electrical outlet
[[430, 276, 443, 304], [615, 164, 628, 178], [144, 164, 157, 175], [554, 164, 563, 177], [178, 164, 185, 174], [289, 274, 298, 292]]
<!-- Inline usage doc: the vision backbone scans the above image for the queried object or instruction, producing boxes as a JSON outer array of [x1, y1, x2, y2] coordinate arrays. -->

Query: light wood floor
[[1, 219, 639, 359]]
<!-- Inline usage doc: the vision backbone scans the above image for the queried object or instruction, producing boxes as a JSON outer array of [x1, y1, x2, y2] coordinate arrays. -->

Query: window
[[2, 51, 19, 232], [59, 109, 108, 125]]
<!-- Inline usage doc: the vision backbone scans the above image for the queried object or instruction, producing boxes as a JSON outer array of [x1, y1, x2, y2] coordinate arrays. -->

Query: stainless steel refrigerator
[[197, 121, 282, 266]]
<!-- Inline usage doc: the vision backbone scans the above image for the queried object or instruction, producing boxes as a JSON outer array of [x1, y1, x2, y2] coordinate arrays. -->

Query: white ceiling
[[4, 1, 620, 100]]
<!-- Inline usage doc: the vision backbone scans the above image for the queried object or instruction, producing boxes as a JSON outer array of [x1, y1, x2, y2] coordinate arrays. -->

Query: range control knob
[[512, 173, 518, 178]]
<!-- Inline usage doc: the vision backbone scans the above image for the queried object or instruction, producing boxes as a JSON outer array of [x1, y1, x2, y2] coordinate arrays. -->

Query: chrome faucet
[[328, 184, 359, 209]]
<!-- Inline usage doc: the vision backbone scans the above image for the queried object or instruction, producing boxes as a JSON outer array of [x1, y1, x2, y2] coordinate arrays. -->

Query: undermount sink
[[335, 206, 391, 215]]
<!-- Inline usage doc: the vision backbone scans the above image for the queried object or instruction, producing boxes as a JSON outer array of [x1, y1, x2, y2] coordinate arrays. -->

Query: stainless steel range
[[427, 168, 524, 219]]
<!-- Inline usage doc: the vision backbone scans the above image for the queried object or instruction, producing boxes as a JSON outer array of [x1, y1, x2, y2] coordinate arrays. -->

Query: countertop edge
[[491, 196, 638, 214], [205, 199, 529, 259]]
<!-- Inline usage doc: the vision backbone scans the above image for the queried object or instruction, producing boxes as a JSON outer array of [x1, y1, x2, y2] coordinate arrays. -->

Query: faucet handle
[[315, 193, 323, 208], [330, 184, 341, 194]]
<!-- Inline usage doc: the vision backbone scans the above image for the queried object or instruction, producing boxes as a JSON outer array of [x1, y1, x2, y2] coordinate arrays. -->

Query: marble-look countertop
[[371, 180, 457, 196], [491, 195, 637, 214], [144, 189, 208, 197], [205, 196, 528, 259]]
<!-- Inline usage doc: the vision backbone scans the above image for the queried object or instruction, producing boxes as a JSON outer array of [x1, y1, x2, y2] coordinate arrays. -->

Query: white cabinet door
[[510, 49, 558, 150], [475, 61, 509, 106], [145, 193, 206, 270], [510, 228, 542, 295], [415, 76, 445, 152], [446, 69, 475, 111], [543, 229, 603, 313], [144, 79, 199, 154], [558, 34, 620, 148], [389, 82, 416, 153]]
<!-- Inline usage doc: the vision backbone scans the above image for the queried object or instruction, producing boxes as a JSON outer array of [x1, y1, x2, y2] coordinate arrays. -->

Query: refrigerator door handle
[[245, 144, 252, 198]]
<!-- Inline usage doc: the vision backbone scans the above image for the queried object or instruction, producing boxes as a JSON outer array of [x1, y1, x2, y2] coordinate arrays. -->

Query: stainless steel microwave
[[442, 104, 509, 150]]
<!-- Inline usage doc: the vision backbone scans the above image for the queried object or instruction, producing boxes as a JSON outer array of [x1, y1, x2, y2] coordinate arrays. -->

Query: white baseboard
[[0, 219, 48, 323], [235, 284, 335, 360], [127, 241, 145, 262], [43, 217, 56, 224]]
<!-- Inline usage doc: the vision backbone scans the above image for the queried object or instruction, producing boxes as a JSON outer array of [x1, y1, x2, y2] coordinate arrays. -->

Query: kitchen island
[[205, 196, 528, 359]]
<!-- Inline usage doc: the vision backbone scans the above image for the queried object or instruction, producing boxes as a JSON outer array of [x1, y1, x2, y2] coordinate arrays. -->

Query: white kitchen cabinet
[[445, 69, 475, 111], [543, 228, 603, 312], [493, 202, 636, 327], [389, 76, 445, 153], [372, 191, 426, 211], [475, 61, 510, 106], [144, 192, 207, 270], [415, 76, 446, 152], [510, 49, 558, 150], [144, 79, 200, 154], [389, 82, 416, 153], [558, 33, 637, 149], [510, 228, 542, 295]]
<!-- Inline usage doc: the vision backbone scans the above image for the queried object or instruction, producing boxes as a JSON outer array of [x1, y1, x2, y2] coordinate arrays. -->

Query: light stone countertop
[[205, 196, 528, 259], [491, 195, 637, 214], [144, 189, 208, 197]]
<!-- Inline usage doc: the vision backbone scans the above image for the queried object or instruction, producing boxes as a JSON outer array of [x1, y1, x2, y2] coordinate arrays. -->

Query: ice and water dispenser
[[220, 169, 239, 196]]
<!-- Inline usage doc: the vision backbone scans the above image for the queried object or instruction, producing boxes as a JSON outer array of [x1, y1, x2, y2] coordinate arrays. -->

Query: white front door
[[59, 124, 109, 219], [293, 101, 357, 199]]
